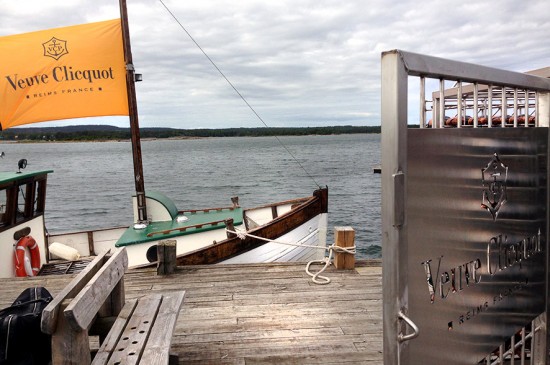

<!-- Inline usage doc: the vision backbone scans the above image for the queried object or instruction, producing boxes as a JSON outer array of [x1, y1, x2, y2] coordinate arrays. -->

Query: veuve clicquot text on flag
[[0, 19, 128, 130]]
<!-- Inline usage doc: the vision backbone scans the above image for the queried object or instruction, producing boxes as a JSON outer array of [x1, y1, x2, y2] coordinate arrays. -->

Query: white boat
[[48, 188, 328, 269], [0, 0, 328, 278]]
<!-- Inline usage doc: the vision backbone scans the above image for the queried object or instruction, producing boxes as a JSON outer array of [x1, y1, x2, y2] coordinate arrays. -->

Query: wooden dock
[[0, 260, 383, 364]]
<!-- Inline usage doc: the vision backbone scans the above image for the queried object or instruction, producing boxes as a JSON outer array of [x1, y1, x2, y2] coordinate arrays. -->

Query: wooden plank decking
[[0, 259, 383, 364]]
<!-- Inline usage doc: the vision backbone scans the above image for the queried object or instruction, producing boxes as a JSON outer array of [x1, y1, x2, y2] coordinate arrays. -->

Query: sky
[[0, 0, 549, 129]]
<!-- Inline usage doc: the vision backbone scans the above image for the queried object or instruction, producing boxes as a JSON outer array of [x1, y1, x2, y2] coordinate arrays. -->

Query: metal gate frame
[[381, 50, 550, 364]]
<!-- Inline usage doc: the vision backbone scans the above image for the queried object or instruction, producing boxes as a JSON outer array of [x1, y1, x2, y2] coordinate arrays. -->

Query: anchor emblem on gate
[[481, 153, 508, 220]]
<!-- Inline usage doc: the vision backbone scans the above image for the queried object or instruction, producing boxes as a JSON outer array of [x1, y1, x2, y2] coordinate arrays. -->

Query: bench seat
[[92, 291, 185, 365]]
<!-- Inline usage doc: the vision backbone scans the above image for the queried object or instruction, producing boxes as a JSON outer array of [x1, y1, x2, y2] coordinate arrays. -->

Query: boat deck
[[0, 260, 383, 364], [115, 206, 243, 247]]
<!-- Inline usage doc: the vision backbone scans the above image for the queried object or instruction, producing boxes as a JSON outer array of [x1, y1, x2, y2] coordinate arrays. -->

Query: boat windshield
[[0, 171, 50, 230]]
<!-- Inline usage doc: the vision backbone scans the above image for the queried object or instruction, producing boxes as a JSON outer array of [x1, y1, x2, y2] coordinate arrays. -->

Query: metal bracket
[[398, 310, 419, 343], [392, 172, 405, 227]]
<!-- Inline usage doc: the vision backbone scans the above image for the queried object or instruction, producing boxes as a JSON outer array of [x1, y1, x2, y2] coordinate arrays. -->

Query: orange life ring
[[14, 236, 41, 277]]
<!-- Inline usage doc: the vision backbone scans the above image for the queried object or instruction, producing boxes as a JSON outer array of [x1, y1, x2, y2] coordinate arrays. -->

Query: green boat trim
[[0, 170, 53, 185], [145, 191, 179, 220], [115, 207, 243, 247]]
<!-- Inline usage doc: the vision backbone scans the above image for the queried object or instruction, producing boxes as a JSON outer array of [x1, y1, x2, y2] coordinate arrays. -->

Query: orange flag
[[0, 19, 128, 130]]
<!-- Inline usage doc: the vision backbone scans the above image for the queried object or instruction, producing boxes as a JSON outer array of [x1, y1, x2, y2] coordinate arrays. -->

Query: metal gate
[[381, 50, 550, 364]]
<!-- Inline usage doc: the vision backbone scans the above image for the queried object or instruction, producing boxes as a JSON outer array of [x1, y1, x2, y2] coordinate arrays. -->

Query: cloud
[[0, 0, 549, 128]]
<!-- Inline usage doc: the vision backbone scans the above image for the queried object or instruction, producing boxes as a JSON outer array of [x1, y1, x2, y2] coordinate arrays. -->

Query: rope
[[306, 250, 333, 285], [229, 229, 325, 250], [157, 0, 321, 189], [306, 244, 357, 284], [226, 228, 356, 285]]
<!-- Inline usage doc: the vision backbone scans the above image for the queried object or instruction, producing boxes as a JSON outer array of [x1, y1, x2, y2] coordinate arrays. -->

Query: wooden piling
[[334, 226, 355, 269], [225, 218, 237, 239], [157, 240, 177, 275]]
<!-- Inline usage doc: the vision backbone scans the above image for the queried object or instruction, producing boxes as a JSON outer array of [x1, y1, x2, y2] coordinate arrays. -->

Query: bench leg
[[169, 352, 179, 365], [51, 304, 91, 364], [98, 280, 125, 318], [96, 280, 125, 343]]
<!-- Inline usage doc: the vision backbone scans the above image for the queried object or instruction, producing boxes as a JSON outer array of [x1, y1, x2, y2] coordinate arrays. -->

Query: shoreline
[[0, 136, 206, 143], [0, 133, 379, 144], [0, 125, 381, 143]]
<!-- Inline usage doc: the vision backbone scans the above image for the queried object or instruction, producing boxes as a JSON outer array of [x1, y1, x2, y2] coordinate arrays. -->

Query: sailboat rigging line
[[158, 0, 321, 189]]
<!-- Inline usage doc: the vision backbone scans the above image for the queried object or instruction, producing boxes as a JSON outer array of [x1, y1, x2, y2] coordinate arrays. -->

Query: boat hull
[[220, 213, 327, 264], [175, 188, 328, 265], [0, 216, 48, 278]]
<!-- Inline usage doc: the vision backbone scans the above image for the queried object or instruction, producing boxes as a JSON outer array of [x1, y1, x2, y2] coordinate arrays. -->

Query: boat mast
[[119, 0, 148, 225]]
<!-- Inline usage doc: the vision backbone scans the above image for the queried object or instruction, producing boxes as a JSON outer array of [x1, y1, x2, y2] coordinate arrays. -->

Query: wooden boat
[[47, 188, 328, 268], [0, 167, 327, 277], [0, 1, 328, 278]]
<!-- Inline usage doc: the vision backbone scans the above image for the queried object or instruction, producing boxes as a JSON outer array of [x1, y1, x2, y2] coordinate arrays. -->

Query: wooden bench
[[40, 248, 185, 365], [92, 291, 185, 365]]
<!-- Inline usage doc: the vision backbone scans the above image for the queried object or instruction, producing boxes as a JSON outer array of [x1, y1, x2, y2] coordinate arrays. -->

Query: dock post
[[225, 218, 237, 238], [157, 240, 177, 275], [334, 226, 355, 269]]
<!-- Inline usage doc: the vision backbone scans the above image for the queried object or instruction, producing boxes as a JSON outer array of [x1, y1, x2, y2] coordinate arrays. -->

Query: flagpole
[[119, 0, 148, 225]]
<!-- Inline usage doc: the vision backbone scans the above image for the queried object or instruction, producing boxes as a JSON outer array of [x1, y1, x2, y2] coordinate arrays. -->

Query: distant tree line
[[0, 125, 380, 142]]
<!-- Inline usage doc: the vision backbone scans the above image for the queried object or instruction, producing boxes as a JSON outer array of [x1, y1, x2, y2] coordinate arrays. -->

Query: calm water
[[0, 134, 381, 259]]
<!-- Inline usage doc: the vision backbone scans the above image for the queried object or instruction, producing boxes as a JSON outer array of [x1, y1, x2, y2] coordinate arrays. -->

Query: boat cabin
[[0, 169, 52, 278]]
